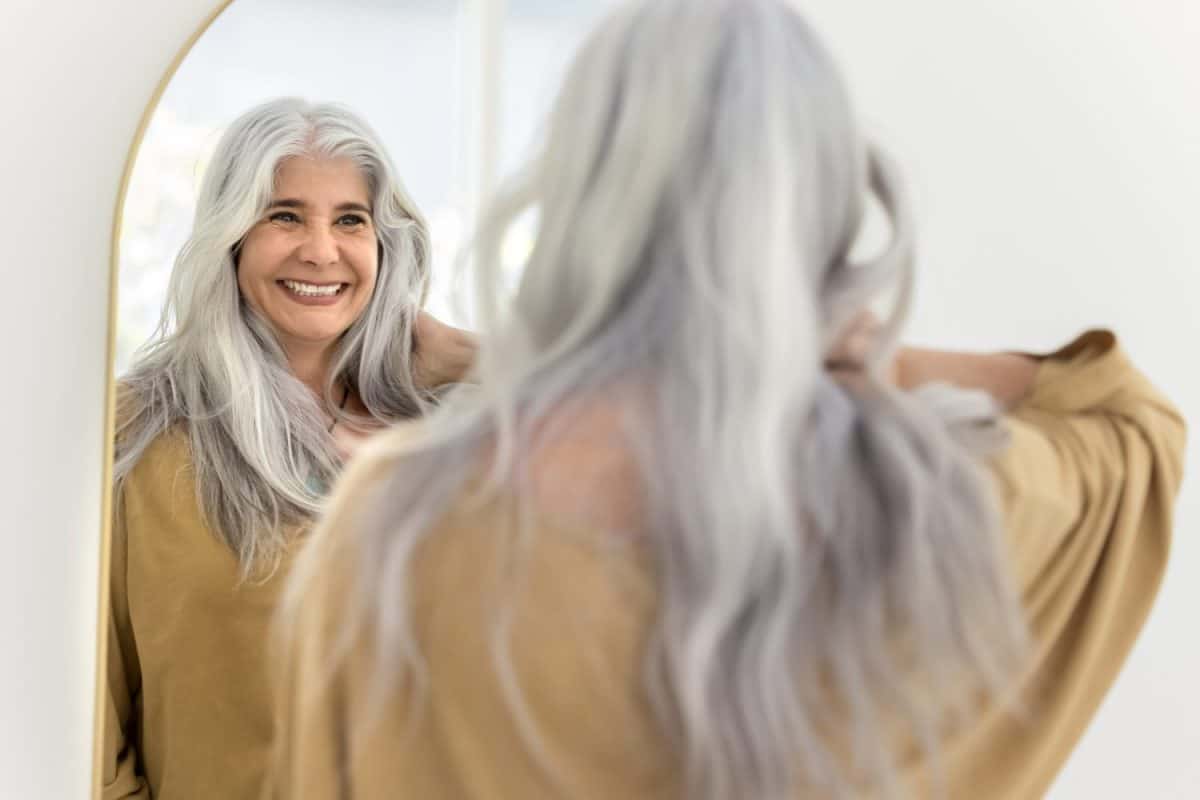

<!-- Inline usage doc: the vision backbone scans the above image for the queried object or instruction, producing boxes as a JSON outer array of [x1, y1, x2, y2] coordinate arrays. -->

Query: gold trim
[[92, 1, 236, 796]]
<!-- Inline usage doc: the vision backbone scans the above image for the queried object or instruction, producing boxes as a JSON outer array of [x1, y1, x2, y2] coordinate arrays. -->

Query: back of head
[[479, 0, 874, 380], [317, 1, 1028, 796]]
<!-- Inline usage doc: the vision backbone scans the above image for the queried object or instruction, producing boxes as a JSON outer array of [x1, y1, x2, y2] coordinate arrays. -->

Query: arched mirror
[[99, 2, 621, 797], [116, 0, 624, 371]]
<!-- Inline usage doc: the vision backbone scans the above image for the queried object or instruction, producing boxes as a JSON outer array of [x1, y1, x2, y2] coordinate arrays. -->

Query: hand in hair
[[825, 310, 901, 383], [827, 311, 1038, 409], [412, 311, 479, 388]]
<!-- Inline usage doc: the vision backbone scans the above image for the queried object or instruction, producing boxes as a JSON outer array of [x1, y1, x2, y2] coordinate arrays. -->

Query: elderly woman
[[102, 98, 474, 799], [273, 2, 1185, 798]]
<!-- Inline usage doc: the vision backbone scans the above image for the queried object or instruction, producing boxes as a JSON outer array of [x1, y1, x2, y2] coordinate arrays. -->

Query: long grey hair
[[115, 97, 432, 574], [289, 1, 1027, 796]]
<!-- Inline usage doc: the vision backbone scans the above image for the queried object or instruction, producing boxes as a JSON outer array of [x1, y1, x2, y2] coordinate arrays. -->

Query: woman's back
[[270, 0, 1185, 795], [272, 332, 1185, 798]]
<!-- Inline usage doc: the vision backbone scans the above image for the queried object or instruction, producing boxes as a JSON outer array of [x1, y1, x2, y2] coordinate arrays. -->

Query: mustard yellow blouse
[[269, 331, 1186, 799], [103, 426, 300, 799]]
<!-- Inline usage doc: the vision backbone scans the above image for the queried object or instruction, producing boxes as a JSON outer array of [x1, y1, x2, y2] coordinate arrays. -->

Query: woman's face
[[237, 155, 378, 356]]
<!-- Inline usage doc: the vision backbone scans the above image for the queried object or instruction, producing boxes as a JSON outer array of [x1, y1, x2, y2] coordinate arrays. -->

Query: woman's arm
[[825, 310, 1038, 409], [941, 331, 1185, 797], [893, 347, 1039, 410]]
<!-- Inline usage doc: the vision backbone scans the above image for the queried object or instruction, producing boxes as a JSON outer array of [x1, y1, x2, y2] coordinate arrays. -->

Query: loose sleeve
[[994, 330, 1185, 601], [101, 488, 150, 799], [940, 330, 1187, 797]]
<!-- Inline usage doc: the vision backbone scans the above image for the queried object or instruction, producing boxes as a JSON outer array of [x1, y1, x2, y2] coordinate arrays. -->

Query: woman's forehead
[[271, 155, 371, 205]]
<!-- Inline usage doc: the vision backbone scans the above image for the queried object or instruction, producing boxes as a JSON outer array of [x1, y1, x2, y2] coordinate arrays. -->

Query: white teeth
[[282, 280, 342, 297]]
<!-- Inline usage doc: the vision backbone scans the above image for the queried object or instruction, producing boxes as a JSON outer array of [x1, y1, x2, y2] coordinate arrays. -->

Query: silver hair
[[289, 1, 1027, 796], [115, 97, 432, 574]]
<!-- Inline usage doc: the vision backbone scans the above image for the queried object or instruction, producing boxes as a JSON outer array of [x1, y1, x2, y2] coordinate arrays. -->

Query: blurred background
[[114, 1, 1200, 796]]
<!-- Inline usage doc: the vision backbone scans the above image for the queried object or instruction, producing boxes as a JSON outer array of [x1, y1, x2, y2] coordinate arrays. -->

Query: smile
[[278, 279, 346, 297]]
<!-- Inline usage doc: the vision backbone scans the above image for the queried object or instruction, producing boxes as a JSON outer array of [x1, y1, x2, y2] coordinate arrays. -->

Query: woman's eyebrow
[[265, 199, 371, 214]]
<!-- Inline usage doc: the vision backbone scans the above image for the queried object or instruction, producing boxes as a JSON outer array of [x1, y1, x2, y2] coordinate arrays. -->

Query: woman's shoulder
[[118, 423, 192, 489], [333, 418, 431, 499], [114, 378, 191, 458], [996, 328, 1186, 481]]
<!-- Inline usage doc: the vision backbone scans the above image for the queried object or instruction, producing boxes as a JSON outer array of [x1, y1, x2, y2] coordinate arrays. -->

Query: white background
[[0, 1, 1196, 798]]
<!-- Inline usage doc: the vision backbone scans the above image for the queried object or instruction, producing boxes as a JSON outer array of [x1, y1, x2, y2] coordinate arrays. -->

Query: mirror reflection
[[105, 1, 617, 797]]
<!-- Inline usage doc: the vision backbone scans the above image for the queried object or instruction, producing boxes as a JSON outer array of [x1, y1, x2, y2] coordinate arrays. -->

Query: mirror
[[102, 1, 620, 797], [117, 0, 622, 372]]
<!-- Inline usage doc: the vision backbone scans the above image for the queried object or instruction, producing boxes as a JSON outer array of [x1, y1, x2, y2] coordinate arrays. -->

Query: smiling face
[[236, 155, 378, 363]]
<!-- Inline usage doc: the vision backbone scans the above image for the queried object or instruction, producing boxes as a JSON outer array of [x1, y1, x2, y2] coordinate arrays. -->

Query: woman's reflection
[[103, 97, 474, 799]]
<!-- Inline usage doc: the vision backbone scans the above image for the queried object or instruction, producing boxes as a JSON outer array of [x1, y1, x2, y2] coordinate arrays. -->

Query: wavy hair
[[115, 97, 432, 574], [289, 2, 1027, 796]]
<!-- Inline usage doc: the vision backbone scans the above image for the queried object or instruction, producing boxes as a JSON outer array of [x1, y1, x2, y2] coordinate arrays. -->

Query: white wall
[[0, 1, 218, 797], [0, 1, 1195, 797]]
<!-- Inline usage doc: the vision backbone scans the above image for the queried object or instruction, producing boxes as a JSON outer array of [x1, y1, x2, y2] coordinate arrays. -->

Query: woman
[[102, 97, 474, 799], [273, 2, 1185, 798]]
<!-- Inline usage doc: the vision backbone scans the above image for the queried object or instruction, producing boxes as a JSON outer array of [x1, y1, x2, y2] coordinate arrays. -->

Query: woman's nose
[[297, 225, 339, 266]]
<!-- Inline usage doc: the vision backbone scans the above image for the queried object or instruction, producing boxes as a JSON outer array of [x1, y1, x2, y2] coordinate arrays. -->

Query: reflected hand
[[412, 310, 478, 389]]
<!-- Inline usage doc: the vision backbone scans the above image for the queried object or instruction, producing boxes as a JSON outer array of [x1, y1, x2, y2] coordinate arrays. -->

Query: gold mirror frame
[[92, 2, 236, 795]]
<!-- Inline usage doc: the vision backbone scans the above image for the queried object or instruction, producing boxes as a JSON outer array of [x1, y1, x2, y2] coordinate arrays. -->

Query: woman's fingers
[[826, 310, 880, 369], [412, 311, 479, 388]]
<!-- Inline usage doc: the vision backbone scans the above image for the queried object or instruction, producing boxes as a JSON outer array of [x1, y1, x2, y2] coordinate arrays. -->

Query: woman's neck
[[285, 341, 337, 398]]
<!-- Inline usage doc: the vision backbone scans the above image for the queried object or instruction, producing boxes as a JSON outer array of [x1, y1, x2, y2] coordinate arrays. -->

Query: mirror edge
[[91, 2, 237, 797]]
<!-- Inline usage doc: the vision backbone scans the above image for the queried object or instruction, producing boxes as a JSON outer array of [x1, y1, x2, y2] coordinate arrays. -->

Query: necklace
[[328, 383, 350, 434]]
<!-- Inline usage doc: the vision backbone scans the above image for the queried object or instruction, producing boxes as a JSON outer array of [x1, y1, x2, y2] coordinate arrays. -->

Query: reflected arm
[[101, 489, 150, 799]]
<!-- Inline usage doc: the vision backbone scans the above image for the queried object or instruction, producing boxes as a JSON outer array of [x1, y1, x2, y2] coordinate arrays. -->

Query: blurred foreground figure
[[271, 2, 1186, 798]]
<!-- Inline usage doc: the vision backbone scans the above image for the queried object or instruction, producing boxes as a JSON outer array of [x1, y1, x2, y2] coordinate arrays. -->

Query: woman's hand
[[825, 310, 901, 384], [412, 311, 479, 389]]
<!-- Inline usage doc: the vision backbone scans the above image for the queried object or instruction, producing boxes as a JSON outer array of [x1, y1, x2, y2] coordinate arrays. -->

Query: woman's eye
[[337, 214, 368, 228], [269, 211, 300, 224]]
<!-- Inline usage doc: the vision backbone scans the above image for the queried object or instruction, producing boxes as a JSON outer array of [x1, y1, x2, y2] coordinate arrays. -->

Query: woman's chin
[[273, 322, 354, 352]]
